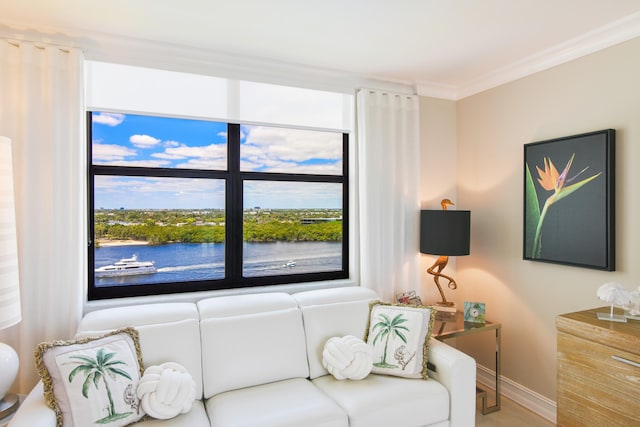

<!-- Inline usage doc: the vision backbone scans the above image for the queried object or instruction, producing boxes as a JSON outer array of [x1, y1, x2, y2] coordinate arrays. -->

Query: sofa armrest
[[427, 338, 476, 427], [8, 382, 56, 427]]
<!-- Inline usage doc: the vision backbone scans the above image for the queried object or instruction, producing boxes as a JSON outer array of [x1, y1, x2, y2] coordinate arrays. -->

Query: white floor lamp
[[0, 136, 21, 418]]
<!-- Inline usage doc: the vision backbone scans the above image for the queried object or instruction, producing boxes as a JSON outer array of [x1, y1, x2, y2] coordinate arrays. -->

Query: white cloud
[[243, 181, 341, 209], [92, 112, 125, 127], [92, 143, 136, 161], [241, 157, 342, 174], [96, 176, 223, 193], [269, 161, 342, 174], [94, 176, 226, 209], [151, 152, 186, 160], [240, 158, 263, 171], [175, 158, 228, 170], [242, 125, 342, 164], [130, 134, 161, 148], [239, 126, 342, 174], [164, 140, 181, 148], [96, 159, 171, 168], [165, 143, 226, 159]]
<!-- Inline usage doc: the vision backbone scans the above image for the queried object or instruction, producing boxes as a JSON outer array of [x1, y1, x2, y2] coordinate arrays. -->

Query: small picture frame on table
[[464, 302, 486, 324], [396, 290, 423, 306]]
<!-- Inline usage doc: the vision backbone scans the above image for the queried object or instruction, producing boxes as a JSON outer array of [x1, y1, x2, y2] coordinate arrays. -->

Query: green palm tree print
[[68, 348, 134, 424], [372, 313, 409, 368]]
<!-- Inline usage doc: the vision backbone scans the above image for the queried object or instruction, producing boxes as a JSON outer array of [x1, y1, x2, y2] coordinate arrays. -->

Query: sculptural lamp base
[[0, 342, 20, 418], [434, 301, 457, 320], [436, 301, 456, 308], [597, 305, 627, 322], [597, 312, 627, 322], [0, 393, 19, 418]]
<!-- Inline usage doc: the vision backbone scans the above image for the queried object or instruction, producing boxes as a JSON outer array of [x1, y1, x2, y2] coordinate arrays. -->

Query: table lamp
[[0, 136, 21, 418], [420, 199, 470, 310]]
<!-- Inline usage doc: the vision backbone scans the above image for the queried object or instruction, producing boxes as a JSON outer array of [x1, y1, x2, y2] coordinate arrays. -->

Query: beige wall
[[420, 36, 640, 403], [419, 96, 459, 304]]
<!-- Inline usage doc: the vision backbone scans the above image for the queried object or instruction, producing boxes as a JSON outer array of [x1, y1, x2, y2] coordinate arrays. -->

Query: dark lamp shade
[[420, 210, 470, 256]]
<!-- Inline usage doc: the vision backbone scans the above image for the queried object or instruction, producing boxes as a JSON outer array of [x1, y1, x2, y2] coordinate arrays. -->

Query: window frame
[[87, 114, 349, 300]]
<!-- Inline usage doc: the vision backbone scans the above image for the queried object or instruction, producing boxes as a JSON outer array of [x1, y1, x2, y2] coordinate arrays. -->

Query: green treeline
[[96, 222, 226, 245], [244, 220, 342, 242], [95, 209, 342, 245]]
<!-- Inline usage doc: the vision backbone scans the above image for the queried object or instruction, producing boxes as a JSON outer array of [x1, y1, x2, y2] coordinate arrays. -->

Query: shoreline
[[97, 239, 149, 247]]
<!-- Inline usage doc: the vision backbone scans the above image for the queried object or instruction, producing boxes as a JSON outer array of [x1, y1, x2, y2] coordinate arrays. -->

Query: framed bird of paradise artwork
[[523, 129, 615, 270]]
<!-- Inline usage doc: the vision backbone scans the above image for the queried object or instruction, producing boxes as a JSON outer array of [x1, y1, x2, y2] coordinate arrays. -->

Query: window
[[88, 112, 348, 300]]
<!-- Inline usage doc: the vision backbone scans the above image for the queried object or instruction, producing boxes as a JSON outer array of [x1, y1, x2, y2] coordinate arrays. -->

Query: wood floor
[[476, 397, 555, 427]]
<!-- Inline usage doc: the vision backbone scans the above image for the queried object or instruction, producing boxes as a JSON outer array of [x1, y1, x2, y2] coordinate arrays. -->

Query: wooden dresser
[[556, 307, 640, 426]]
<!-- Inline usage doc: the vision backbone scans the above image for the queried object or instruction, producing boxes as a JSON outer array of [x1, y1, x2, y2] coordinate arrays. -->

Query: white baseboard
[[477, 364, 557, 424]]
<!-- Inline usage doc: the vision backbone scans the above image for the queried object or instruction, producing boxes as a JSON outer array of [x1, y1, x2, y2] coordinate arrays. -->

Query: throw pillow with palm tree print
[[35, 327, 145, 427], [365, 302, 435, 379]]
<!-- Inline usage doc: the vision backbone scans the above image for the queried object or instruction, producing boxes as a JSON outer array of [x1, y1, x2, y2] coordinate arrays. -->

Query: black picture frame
[[523, 129, 615, 270]]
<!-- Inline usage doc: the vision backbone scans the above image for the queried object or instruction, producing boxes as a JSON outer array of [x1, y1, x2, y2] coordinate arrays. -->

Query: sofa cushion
[[292, 287, 378, 307], [313, 374, 449, 427], [134, 400, 210, 427], [206, 378, 348, 427], [15, 383, 211, 427], [79, 303, 199, 330], [77, 303, 203, 399], [365, 302, 435, 379], [34, 328, 145, 427], [198, 293, 309, 398], [293, 287, 378, 379]]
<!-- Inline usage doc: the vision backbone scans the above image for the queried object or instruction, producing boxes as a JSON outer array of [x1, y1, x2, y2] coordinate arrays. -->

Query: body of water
[[95, 241, 341, 287]]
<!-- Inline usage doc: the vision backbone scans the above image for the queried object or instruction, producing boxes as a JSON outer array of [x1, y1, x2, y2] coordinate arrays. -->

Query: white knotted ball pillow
[[322, 335, 373, 380], [136, 362, 196, 420]]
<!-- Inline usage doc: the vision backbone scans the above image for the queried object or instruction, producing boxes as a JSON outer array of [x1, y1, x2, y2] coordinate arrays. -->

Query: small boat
[[283, 260, 296, 268], [95, 254, 157, 278]]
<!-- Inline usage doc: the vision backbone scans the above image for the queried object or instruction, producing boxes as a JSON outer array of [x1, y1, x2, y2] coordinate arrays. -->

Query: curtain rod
[[359, 88, 417, 98], [0, 23, 81, 52], [4, 39, 74, 53]]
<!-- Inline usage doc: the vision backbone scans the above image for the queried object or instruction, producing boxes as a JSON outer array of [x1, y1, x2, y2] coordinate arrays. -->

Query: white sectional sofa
[[9, 287, 476, 427]]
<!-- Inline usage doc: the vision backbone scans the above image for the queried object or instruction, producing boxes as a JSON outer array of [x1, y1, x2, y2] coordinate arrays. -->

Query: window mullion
[[226, 123, 243, 282], [342, 132, 350, 277]]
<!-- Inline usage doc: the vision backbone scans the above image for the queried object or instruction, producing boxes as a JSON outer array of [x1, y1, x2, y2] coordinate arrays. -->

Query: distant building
[[300, 218, 341, 225]]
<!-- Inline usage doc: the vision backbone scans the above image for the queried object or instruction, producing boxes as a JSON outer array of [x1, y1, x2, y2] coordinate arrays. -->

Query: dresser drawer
[[557, 330, 640, 426]]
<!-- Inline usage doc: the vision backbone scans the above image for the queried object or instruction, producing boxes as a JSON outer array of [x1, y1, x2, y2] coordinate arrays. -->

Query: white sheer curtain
[[0, 40, 84, 392], [356, 89, 421, 302]]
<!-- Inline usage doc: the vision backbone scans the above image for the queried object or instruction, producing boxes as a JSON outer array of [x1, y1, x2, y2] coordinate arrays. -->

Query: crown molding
[[456, 11, 640, 100], [81, 33, 415, 96], [414, 80, 458, 100], [0, 21, 414, 96], [4, 11, 640, 101], [415, 11, 640, 100]]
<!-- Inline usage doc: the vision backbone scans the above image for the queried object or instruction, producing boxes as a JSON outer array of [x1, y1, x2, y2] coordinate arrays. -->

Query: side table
[[432, 311, 501, 414]]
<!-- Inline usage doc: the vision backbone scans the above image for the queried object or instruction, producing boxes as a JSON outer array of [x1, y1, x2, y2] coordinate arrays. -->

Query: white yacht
[[95, 254, 157, 277]]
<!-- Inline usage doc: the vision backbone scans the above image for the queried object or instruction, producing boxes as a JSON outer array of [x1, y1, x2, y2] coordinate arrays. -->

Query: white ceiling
[[2, 0, 640, 98]]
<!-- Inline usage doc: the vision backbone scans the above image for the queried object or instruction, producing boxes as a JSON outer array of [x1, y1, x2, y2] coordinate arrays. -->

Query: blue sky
[[92, 112, 343, 209], [92, 112, 227, 169]]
